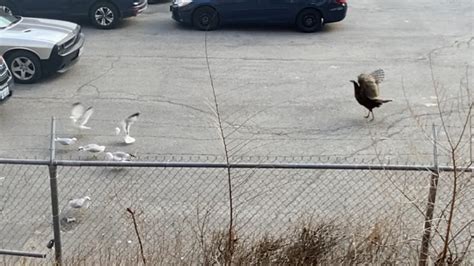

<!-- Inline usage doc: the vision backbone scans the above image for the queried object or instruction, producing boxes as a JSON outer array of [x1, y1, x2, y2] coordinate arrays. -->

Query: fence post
[[419, 124, 440, 265], [48, 117, 62, 265]]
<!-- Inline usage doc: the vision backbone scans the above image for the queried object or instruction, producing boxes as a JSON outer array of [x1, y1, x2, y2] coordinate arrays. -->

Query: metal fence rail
[[2, 156, 474, 172]]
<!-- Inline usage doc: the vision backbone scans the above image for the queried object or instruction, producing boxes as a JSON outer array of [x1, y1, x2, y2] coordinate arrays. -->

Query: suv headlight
[[174, 0, 192, 7], [57, 44, 66, 55]]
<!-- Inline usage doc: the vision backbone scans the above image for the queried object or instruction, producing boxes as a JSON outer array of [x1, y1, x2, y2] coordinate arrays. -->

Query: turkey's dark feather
[[352, 80, 391, 112]]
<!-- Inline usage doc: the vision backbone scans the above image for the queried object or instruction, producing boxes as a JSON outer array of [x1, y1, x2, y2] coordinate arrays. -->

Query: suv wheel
[[296, 9, 322, 33], [5, 51, 42, 84], [192, 6, 219, 31], [90, 2, 120, 29]]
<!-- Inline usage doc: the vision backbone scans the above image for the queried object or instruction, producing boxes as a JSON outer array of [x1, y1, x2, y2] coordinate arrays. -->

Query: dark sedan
[[170, 0, 347, 32], [0, 0, 147, 29]]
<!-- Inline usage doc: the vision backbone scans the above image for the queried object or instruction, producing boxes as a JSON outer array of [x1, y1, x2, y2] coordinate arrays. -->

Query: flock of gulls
[[50, 102, 140, 233], [54, 102, 140, 161]]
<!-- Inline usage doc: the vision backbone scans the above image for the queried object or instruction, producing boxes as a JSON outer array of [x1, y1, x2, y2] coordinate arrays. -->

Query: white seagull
[[105, 151, 136, 161], [70, 102, 94, 130], [55, 137, 77, 145], [78, 144, 106, 153], [68, 196, 91, 209], [115, 112, 140, 144], [60, 196, 91, 229]]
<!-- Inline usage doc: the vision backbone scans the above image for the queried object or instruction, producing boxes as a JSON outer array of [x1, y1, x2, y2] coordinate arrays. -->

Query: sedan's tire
[[296, 9, 322, 33], [90, 2, 120, 29], [5, 51, 42, 84], [192, 6, 219, 31]]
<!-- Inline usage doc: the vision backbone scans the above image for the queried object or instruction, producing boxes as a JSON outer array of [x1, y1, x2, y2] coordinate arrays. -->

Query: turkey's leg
[[370, 111, 375, 121], [364, 110, 371, 118]]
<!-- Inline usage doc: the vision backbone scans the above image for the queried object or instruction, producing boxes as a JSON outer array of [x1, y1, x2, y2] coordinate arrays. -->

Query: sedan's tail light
[[335, 0, 347, 3]]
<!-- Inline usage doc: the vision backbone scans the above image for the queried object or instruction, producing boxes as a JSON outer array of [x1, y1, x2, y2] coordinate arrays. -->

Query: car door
[[214, 0, 261, 23], [261, 0, 298, 23], [68, 0, 90, 16], [19, 0, 65, 17]]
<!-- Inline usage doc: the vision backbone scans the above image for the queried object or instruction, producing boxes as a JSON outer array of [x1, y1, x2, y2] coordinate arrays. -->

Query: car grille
[[0, 62, 10, 86]]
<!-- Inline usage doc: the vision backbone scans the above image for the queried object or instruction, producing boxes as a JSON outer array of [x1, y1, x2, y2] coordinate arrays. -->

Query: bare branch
[[428, 54, 453, 150], [203, 27, 234, 264]]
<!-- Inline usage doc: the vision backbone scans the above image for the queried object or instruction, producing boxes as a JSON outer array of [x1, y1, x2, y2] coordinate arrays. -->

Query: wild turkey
[[350, 69, 392, 121]]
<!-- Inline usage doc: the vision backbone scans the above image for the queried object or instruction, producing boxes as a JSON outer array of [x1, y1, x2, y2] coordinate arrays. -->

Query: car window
[[0, 11, 20, 28]]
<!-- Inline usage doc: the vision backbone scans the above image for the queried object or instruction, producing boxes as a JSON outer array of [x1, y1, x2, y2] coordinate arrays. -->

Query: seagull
[[55, 137, 77, 145], [68, 196, 91, 209], [78, 144, 106, 153], [70, 102, 94, 130], [105, 151, 136, 161], [115, 112, 140, 144], [59, 196, 91, 231]]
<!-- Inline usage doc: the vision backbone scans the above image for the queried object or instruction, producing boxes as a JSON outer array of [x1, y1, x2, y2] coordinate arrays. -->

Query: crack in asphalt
[[75, 56, 121, 97], [96, 94, 212, 116], [426, 36, 474, 60]]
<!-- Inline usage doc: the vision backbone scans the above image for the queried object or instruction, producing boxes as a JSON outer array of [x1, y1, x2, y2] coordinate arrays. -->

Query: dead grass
[[8, 219, 471, 265], [203, 220, 420, 265]]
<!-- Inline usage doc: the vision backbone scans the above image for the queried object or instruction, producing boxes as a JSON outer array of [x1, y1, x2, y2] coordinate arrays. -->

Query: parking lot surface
[[1, 1, 473, 262], [0, 0, 473, 164]]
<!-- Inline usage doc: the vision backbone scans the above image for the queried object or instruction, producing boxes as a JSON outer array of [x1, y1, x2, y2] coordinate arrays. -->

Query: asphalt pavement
[[0, 0, 473, 164], [0, 1, 473, 262]]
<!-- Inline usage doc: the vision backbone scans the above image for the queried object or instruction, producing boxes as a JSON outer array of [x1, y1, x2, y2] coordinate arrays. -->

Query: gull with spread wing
[[115, 112, 140, 144], [70, 102, 94, 130]]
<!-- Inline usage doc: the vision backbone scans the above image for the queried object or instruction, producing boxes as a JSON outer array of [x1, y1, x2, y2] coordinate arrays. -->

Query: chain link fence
[[0, 163, 50, 264], [0, 157, 472, 265]]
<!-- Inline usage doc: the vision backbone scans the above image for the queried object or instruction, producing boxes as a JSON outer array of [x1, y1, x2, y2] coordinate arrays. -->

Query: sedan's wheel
[[90, 2, 119, 29], [296, 9, 322, 32], [192, 6, 219, 31], [5, 51, 42, 84]]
